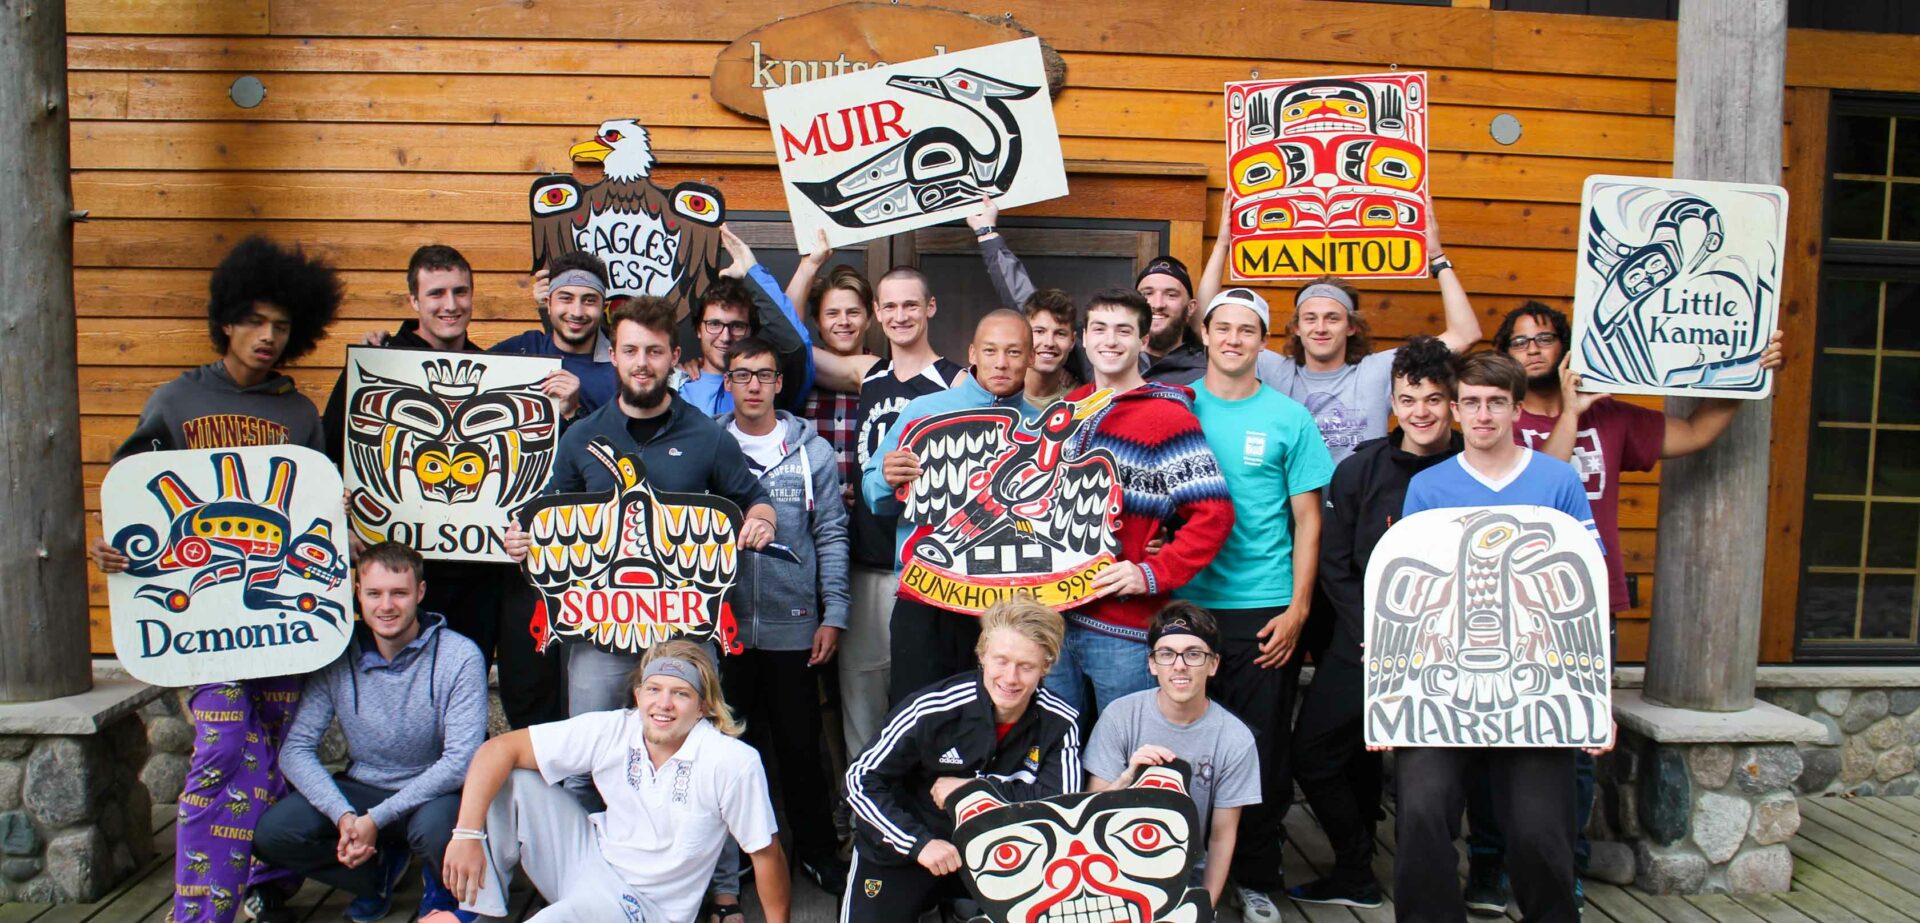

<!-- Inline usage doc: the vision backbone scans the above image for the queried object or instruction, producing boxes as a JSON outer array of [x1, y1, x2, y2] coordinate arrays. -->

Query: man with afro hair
[[91, 236, 342, 923]]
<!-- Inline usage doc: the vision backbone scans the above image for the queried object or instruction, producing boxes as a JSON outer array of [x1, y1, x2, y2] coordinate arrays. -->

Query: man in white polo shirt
[[435, 640, 790, 923]]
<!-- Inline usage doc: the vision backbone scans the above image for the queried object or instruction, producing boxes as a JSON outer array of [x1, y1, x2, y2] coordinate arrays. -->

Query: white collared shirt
[[530, 711, 777, 923]]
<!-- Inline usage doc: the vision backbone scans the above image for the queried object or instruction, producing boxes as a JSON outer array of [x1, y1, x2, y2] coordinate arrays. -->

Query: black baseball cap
[[1135, 256, 1194, 300]]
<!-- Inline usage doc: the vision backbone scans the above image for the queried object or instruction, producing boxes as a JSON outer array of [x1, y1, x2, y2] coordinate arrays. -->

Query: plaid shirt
[[803, 386, 861, 492]]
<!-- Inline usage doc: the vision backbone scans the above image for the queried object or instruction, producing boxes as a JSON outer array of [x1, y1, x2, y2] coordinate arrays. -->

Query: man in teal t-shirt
[[1173, 288, 1333, 918]]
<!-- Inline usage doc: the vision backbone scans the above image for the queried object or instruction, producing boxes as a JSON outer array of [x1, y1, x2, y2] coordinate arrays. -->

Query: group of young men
[[92, 183, 1780, 923]]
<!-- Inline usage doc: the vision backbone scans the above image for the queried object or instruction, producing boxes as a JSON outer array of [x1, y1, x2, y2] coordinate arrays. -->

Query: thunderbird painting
[[764, 36, 1068, 249], [1364, 507, 1612, 749], [1225, 71, 1430, 282], [343, 348, 561, 562], [518, 438, 744, 655], [1571, 175, 1785, 399], [101, 446, 352, 687], [892, 391, 1122, 615]]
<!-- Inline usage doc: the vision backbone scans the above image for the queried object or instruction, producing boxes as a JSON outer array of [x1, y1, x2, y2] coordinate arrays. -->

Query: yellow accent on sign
[[898, 557, 1112, 616], [1232, 236, 1426, 280]]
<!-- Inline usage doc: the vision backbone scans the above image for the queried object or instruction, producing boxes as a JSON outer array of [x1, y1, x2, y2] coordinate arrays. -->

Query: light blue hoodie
[[277, 612, 487, 828]]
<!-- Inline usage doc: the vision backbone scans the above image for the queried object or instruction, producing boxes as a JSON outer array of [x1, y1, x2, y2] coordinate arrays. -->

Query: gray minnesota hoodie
[[114, 361, 327, 460]]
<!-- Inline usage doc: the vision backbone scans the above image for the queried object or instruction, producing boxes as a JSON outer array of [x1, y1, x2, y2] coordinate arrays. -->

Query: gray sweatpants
[[462, 769, 667, 923]]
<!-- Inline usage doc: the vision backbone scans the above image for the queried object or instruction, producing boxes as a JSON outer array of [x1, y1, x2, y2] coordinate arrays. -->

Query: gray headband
[[550, 268, 608, 298], [641, 657, 704, 696], [1294, 283, 1357, 316]]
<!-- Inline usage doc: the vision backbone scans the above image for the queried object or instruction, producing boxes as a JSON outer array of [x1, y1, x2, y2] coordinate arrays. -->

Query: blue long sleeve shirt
[[677, 263, 814, 416]]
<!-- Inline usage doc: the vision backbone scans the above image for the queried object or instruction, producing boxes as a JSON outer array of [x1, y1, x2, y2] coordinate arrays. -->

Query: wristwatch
[[1429, 253, 1453, 274], [974, 225, 997, 239]]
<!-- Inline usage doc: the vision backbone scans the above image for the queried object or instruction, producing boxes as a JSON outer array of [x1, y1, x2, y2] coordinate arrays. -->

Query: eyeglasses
[[1454, 397, 1516, 414], [725, 369, 779, 384], [703, 319, 751, 337], [1150, 648, 1217, 667], [1505, 333, 1560, 351]]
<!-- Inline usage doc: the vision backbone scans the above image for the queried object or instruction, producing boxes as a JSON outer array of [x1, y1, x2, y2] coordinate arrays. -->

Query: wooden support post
[[0, 0, 92, 702], [1642, 0, 1786, 712]]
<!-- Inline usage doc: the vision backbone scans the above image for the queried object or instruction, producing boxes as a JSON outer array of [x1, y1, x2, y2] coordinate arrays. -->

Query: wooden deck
[[8, 794, 1920, 922]]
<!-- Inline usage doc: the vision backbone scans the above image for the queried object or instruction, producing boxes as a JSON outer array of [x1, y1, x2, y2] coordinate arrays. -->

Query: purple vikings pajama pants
[[170, 677, 303, 923]]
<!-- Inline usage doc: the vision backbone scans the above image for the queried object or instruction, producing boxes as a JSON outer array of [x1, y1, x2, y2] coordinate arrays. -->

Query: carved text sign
[[712, 2, 1064, 120]]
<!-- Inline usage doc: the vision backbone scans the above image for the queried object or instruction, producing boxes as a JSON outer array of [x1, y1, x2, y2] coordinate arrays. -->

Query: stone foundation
[[1596, 688, 1826, 895], [0, 677, 165, 903], [1756, 685, 1920, 796], [1597, 730, 1801, 893]]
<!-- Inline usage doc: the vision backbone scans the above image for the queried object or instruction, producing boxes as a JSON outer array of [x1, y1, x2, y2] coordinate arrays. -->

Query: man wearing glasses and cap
[[1084, 602, 1259, 910], [1173, 287, 1334, 922]]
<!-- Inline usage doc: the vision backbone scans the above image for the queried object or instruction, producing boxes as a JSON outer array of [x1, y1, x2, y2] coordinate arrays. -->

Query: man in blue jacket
[[708, 335, 852, 903], [505, 296, 777, 717], [254, 542, 489, 923], [865, 310, 1035, 702]]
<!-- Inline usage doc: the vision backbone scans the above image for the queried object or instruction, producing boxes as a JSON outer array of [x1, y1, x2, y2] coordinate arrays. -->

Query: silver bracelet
[[451, 827, 487, 841]]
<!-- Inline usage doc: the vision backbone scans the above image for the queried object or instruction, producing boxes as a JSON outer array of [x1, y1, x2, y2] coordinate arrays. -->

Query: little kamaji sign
[[711, 2, 1066, 120]]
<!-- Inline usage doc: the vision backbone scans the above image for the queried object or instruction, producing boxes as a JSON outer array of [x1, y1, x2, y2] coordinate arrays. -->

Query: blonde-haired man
[[435, 641, 790, 923], [842, 598, 1081, 923]]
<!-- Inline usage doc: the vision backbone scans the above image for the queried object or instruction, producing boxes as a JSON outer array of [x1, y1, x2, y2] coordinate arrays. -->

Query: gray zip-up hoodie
[[114, 361, 327, 461], [277, 612, 487, 828], [714, 411, 851, 651]]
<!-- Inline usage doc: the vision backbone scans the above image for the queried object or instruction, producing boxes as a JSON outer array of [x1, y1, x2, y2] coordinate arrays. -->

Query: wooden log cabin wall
[[66, 0, 1920, 661]]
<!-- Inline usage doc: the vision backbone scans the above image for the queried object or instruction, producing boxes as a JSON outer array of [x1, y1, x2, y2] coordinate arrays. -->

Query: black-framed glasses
[[1454, 396, 1516, 414], [725, 369, 780, 385], [1150, 648, 1216, 667], [1505, 332, 1561, 351], [703, 319, 751, 337]]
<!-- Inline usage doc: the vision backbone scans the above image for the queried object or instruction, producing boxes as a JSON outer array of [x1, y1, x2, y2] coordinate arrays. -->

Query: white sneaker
[[1232, 882, 1284, 923]]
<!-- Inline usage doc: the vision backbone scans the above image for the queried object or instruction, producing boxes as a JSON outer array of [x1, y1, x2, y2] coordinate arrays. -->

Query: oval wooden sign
[[712, 2, 1066, 120]]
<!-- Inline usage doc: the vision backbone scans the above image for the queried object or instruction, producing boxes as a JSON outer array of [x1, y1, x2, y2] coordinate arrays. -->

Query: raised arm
[[969, 195, 1036, 310], [1661, 330, 1784, 458], [785, 229, 832, 312], [1427, 192, 1483, 353]]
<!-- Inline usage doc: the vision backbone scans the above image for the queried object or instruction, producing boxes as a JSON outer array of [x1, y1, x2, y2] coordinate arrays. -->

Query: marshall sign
[[711, 2, 1065, 120]]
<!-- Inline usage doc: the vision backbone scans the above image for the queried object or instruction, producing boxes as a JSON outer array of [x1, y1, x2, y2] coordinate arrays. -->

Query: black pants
[[487, 574, 568, 729], [841, 845, 965, 923], [1291, 651, 1381, 888], [886, 597, 981, 706], [1211, 606, 1304, 891], [253, 777, 460, 897], [1394, 748, 1578, 923], [721, 646, 839, 867]]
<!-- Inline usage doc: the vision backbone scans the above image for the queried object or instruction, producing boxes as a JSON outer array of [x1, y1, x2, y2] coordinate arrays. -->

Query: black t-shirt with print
[[850, 357, 963, 569]]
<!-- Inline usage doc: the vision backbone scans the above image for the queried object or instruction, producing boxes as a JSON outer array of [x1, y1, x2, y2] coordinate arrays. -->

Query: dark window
[[1794, 95, 1920, 659], [718, 213, 1167, 362]]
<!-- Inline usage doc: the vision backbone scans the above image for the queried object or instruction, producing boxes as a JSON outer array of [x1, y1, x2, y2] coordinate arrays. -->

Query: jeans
[[1041, 623, 1153, 718]]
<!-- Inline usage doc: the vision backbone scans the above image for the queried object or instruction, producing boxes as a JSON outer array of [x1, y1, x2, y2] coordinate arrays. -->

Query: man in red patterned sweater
[[1046, 288, 1236, 719]]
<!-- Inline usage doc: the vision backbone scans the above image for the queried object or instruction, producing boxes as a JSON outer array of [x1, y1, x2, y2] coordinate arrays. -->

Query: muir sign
[[711, 2, 1065, 120]]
